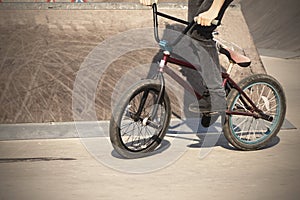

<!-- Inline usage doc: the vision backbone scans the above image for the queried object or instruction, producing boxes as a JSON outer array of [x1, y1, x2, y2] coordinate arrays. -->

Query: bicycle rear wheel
[[110, 79, 171, 158], [224, 74, 286, 150]]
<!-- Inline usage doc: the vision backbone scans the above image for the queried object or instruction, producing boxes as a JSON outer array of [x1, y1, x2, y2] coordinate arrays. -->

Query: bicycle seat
[[219, 45, 251, 67]]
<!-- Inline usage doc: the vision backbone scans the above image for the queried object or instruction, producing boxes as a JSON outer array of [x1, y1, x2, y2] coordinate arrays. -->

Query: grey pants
[[172, 35, 226, 113]]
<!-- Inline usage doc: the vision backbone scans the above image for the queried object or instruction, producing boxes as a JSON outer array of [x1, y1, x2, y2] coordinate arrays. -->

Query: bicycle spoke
[[227, 76, 285, 146], [116, 87, 168, 152]]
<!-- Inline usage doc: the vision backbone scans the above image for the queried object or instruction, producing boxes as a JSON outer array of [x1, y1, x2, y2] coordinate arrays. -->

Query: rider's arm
[[195, 0, 225, 26], [139, 0, 158, 6]]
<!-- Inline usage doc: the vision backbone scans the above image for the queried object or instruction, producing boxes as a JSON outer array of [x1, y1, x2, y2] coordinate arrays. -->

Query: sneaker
[[188, 92, 211, 113], [201, 111, 225, 128], [201, 112, 219, 127], [189, 90, 226, 114]]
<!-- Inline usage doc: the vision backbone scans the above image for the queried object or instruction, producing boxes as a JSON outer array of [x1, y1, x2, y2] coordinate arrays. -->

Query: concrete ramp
[[241, 0, 300, 58], [0, 1, 264, 124]]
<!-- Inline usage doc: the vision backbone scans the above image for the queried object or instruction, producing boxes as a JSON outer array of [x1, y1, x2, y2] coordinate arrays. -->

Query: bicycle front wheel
[[224, 74, 286, 150], [110, 79, 171, 159]]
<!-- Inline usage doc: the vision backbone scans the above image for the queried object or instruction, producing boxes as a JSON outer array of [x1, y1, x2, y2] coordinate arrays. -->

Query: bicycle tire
[[224, 74, 286, 150], [110, 79, 171, 159]]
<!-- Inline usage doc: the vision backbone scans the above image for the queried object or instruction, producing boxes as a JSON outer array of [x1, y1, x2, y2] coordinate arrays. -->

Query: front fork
[[150, 53, 169, 120], [151, 72, 165, 120], [134, 60, 166, 126]]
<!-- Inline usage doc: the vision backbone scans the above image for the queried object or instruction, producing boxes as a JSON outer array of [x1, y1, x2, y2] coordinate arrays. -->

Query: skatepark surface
[[0, 56, 299, 200]]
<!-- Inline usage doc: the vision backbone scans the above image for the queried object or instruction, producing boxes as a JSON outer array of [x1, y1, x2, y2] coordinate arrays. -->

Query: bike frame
[[153, 51, 273, 122], [142, 3, 273, 123]]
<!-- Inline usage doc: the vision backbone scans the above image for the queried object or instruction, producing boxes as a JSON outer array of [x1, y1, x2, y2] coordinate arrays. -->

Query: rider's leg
[[188, 37, 226, 113], [188, 36, 226, 127], [171, 34, 226, 127]]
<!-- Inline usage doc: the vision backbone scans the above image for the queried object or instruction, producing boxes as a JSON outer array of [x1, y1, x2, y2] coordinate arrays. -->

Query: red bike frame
[[157, 51, 273, 122]]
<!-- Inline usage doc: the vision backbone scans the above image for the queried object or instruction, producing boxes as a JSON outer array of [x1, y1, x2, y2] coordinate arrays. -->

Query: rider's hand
[[194, 10, 218, 26], [139, 0, 158, 6], [194, 0, 225, 26]]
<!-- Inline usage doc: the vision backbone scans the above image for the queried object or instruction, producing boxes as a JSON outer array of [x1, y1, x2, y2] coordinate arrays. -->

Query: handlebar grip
[[193, 17, 219, 26], [211, 19, 219, 26]]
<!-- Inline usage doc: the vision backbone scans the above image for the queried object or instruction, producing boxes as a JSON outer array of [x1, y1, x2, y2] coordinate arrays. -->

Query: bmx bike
[[109, 3, 286, 159]]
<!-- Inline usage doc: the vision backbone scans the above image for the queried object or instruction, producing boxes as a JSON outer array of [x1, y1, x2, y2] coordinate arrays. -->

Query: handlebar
[[152, 3, 194, 45], [152, 1, 233, 47]]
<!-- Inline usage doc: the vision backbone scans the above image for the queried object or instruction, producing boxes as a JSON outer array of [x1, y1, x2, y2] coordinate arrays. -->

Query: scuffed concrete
[[0, 2, 265, 123]]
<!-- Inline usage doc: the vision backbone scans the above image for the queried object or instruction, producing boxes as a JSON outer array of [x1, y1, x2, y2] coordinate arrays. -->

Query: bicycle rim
[[229, 81, 281, 145], [119, 88, 167, 152]]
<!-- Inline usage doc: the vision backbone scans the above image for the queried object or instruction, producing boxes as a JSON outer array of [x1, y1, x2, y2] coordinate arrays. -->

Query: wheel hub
[[142, 117, 149, 126]]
